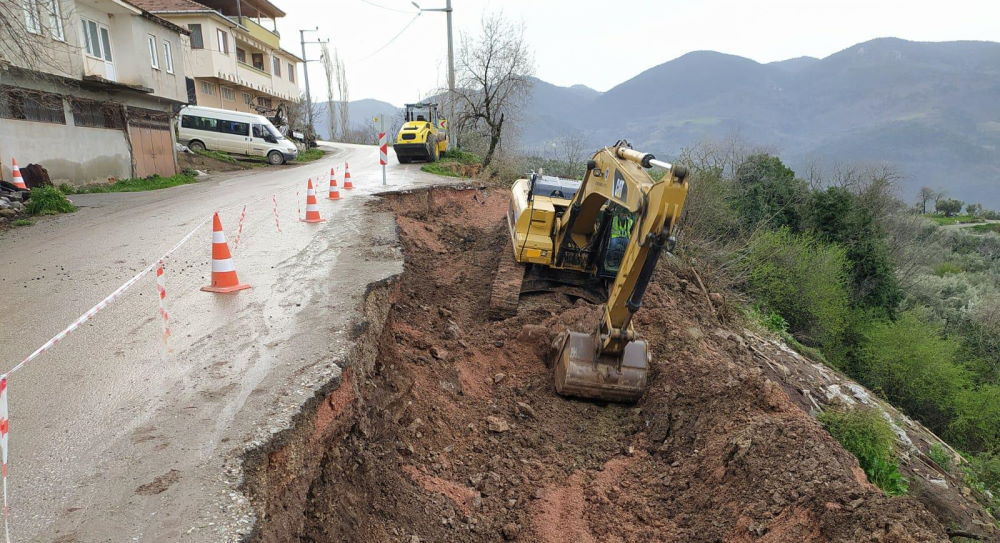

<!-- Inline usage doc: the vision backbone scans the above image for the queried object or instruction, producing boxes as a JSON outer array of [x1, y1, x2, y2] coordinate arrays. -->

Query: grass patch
[[962, 223, 1000, 234], [293, 148, 325, 162], [933, 262, 963, 276], [420, 163, 465, 177], [441, 148, 481, 165], [26, 186, 77, 215], [818, 406, 908, 495], [74, 172, 198, 193], [194, 149, 241, 164], [927, 443, 953, 471], [924, 214, 983, 226], [12, 218, 33, 227]]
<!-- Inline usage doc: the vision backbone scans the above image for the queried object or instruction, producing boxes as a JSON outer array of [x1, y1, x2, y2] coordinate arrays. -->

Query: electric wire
[[359, 0, 418, 14], [358, 12, 422, 60]]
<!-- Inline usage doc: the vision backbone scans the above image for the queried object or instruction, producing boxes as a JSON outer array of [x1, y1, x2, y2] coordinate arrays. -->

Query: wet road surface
[[0, 143, 451, 541]]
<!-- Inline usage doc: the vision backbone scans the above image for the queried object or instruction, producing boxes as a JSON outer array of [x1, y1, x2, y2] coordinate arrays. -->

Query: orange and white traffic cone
[[201, 212, 251, 294], [328, 167, 340, 200], [301, 179, 326, 223], [10, 158, 26, 189], [343, 162, 354, 189]]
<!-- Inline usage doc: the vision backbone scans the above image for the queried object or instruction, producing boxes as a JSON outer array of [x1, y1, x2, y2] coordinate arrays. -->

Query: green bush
[[740, 228, 851, 346], [26, 186, 76, 215], [949, 384, 1000, 453], [11, 219, 33, 227], [859, 310, 970, 432], [962, 452, 1000, 516], [818, 407, 908, 495]]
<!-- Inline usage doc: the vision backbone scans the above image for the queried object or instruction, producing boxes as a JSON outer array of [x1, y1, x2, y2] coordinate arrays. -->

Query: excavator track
[[488, 240, 525, 320]]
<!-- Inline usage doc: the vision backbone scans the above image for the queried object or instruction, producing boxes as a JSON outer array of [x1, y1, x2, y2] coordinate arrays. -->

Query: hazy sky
[[274, 0, 998, 107]]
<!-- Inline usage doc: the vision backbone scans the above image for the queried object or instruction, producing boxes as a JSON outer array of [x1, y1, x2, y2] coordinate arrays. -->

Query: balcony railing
[[228, 16, 280, 49]]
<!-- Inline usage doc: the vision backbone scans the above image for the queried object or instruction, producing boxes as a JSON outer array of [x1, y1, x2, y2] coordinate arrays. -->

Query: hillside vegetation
[[665, 140, 1000, 515]]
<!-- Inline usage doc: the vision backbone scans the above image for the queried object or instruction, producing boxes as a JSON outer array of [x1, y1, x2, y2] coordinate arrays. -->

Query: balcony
[[231, 16, 280, 49]]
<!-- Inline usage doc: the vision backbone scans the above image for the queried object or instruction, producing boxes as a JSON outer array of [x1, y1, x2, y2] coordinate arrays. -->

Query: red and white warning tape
[[272, 195, 283, 233], [232, 205, 248, 249], [155, 260, 172, 352]]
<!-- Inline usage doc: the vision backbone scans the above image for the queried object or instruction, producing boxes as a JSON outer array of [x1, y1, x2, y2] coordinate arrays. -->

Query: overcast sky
[[274, 0, 998, 107]]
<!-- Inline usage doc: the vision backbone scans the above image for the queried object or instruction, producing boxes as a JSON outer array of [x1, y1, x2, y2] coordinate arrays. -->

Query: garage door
[[127, 108, 177, 178]]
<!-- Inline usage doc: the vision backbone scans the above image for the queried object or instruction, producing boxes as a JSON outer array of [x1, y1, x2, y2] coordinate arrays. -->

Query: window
[[188, 24, 203, 49], [236, 47, 246, 64], [81, 18, 112, 62], [252, 124, 268, 139], [46, 0, 64, 40], [251, 53, 264, 71], [0, 86, 66, 124], [23, 0, 41, 34], [221, 87, 235, 101], [256, 97, 271, 109], [242, 92, 252, 105], [272, 57, 281, 77], [181, 115, 247, 135], [147, 35, 159, 69], [70, 99, 124, 129], [288, 62, 294, 82], [163, 41, 174, 73], [200, 81, 215, 96], [216, 29, 228, 54]]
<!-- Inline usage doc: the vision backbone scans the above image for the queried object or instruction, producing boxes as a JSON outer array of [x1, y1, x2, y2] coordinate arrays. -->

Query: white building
[[0, 0, 190, 184]]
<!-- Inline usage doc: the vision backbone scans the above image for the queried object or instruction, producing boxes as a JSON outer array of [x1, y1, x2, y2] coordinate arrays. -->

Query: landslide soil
[[283, 187, 950, 542]]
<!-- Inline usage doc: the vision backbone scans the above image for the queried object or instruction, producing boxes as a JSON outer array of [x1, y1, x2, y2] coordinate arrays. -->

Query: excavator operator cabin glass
[[605, 209, 635, 274]]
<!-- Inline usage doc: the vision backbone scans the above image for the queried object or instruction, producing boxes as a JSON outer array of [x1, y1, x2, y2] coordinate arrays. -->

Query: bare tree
[[333, 49, 349, 141], [320, 43, 337, 140], [918, 186, 937, 214], [454, 13, 533, 168]]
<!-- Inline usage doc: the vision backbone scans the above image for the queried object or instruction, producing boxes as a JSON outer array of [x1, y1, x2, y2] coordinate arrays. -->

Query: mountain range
[[336, 38, 1000, 207]]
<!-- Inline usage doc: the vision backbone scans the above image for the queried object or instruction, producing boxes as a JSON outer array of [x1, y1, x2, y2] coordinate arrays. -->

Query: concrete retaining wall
[[0, 119, 131, 184]]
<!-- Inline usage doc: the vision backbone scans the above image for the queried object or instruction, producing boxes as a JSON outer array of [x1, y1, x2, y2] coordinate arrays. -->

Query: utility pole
[[412, 1, 455, 146], [299, 28, 328, 136]]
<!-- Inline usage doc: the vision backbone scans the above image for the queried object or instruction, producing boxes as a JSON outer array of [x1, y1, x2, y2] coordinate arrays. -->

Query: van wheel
[[188, 140, 206, 152], [267, 150, 285, 165]]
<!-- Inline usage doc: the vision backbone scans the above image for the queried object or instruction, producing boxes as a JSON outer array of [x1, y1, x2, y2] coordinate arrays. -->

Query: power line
[[359, 0, 417, 14], [359, 12, 422, 60]]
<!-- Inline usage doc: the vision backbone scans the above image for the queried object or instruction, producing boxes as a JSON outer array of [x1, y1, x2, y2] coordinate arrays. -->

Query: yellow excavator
[[395, 102, 448, 163], [490, 140, 689, 402]]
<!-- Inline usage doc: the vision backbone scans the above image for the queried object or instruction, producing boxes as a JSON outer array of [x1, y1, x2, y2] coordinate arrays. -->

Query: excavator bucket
[[552, 331, 649, 403]]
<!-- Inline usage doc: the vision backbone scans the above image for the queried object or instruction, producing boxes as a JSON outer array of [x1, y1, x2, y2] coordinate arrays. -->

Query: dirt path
[[246, 186, 950, 542]]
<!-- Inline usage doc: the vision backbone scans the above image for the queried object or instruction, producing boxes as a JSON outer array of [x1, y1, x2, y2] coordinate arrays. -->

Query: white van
[[178, 105, 297, 165]]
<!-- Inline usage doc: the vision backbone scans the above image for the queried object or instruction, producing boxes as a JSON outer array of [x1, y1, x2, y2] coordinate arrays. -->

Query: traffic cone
[[10, 158, 26, 189], [301, 179, 326, 223], [343, 162, 354, 189], [201, 212, 251, 294], [328, 167, 340, 200]]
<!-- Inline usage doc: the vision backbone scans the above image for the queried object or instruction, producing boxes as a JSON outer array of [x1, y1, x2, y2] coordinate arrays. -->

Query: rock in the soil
[[438, 306, 452, 318], [709, 292, 725, 306], [515, 402, 537, 419], [0, 208, 16, 218], [502, 523, 520, 540], [486, 416, 510, 433], [430, 346, 449, 360], [685, 326, 704, 341], [493, 373, 506, 384]]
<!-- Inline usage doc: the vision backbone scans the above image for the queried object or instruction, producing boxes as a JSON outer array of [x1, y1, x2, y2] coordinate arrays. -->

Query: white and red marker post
[[377, 115, 387, 186]]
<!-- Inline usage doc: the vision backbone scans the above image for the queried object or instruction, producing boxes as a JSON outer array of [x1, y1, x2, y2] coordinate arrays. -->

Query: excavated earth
[[242, 186, 977, 542]]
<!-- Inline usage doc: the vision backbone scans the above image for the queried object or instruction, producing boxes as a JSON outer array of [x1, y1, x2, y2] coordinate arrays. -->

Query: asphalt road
[[0, 143, 450, 541]]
